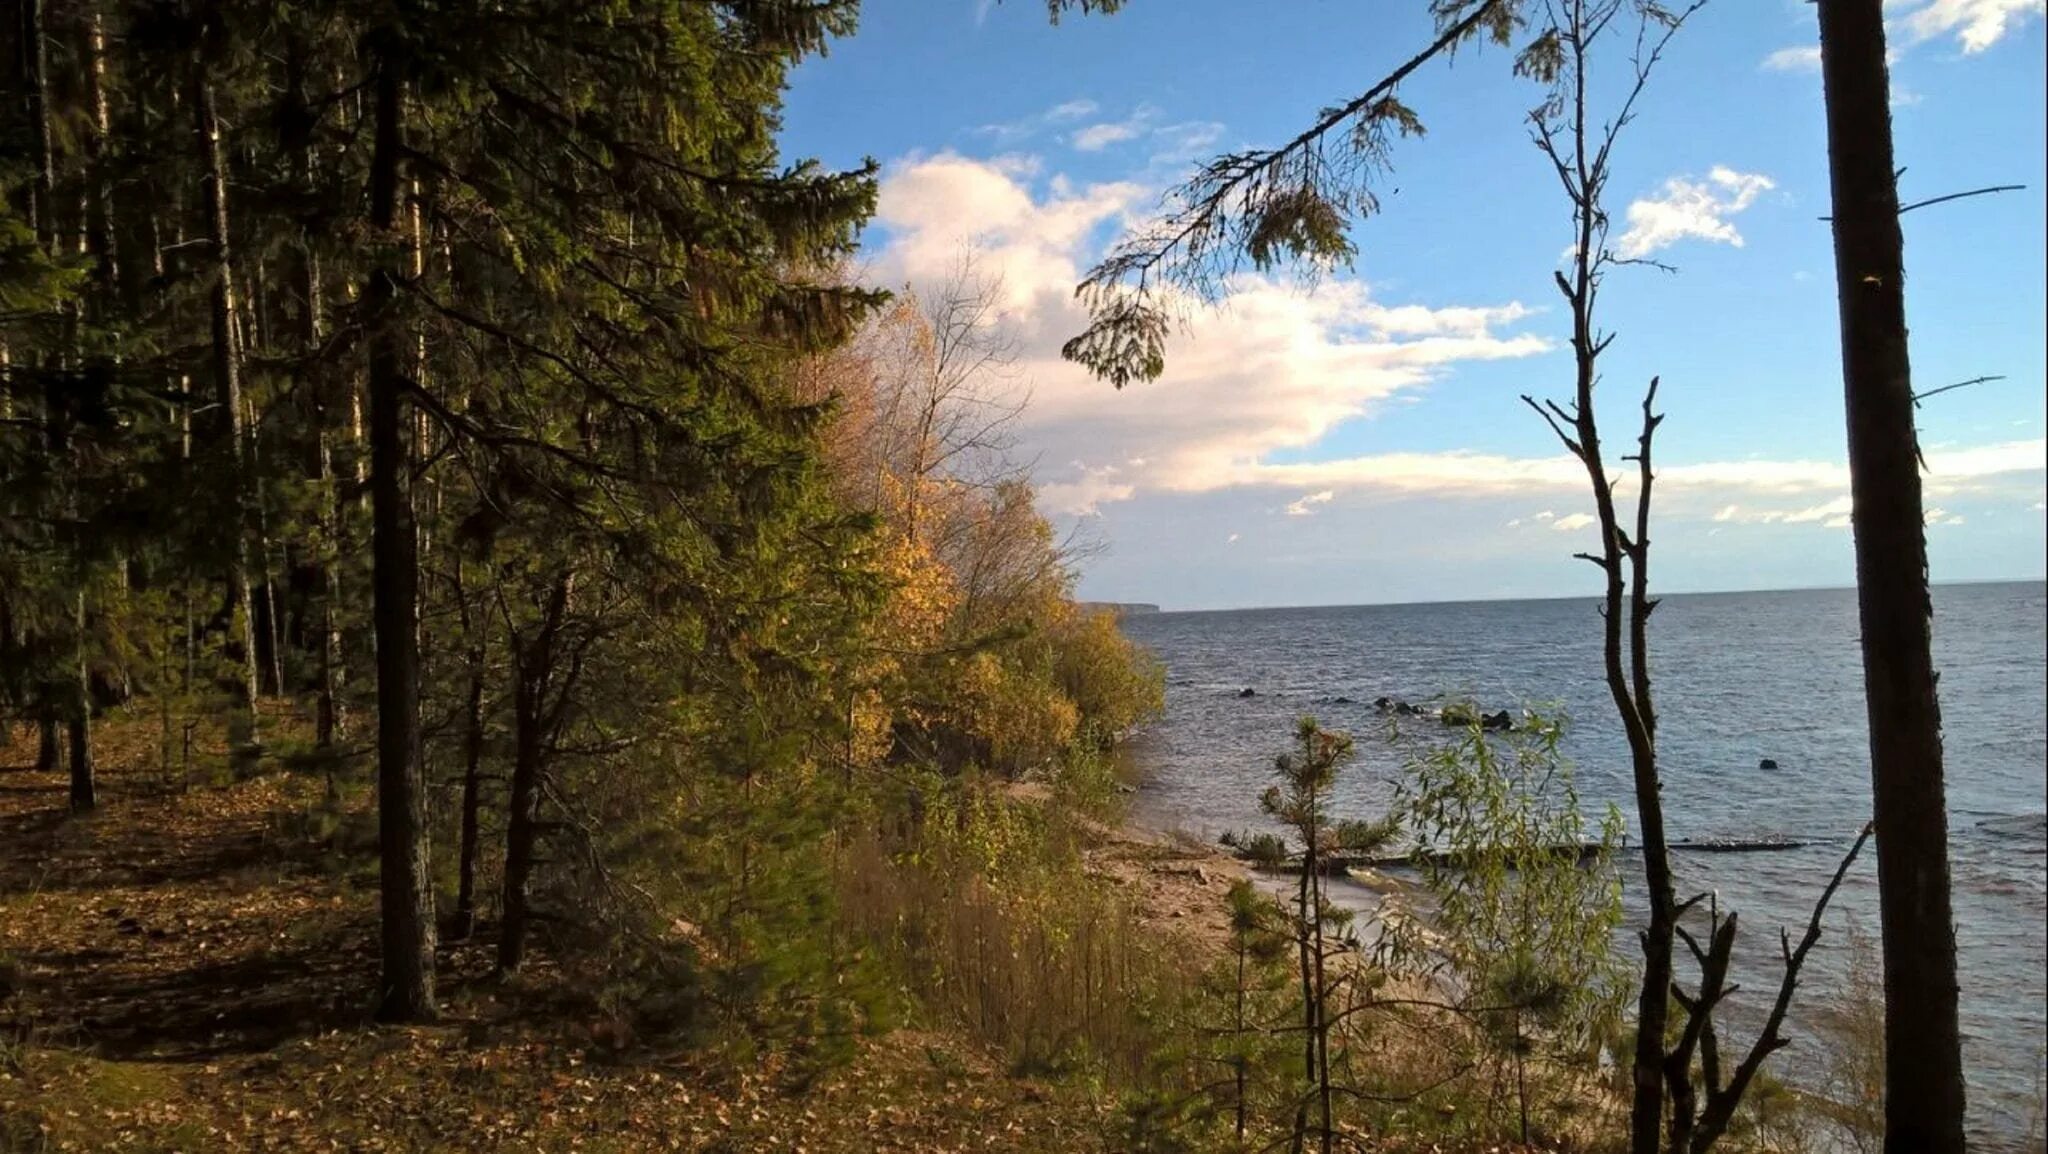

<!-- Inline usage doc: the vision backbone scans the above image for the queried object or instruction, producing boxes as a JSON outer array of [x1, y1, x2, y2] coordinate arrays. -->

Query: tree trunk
[[68, 591, 94, 813], [36, 714, 60, 772], [499, 577, 569, 973], [499, 673, 542, 973], [286, 46, 344, 751], [452, 627, 487, 942], [366, 44, 436, 1023], [1814, 5, 1968, 1151], [190, 37, 260, 758], [22, 0, 52, 249]]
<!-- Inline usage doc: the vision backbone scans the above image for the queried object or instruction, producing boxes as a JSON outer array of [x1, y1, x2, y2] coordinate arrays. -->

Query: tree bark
[[1814, 5, 1967, 1150], [286, 46, 344, 751], [499, 669, 542, 973], [68, 590, 94, 813], [499, 577, 569, 974], [36, 715, 60, 772], [452, 601, 487, 942], [366, 42, 437, 1023], [189, 32, 260, 757]]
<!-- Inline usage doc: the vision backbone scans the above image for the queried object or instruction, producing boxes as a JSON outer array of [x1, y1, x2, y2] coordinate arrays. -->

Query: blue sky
[[782, 1, 2047, 609]]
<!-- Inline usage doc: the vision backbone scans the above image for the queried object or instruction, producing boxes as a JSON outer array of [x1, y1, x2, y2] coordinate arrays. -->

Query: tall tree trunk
[[499, 671, 542, 973], [22, 0, 52, 248], [282, 47, 346, 748], [291, 144, 343, 746], [68, 594, 94, 813], [65, 7, 120, 817], [452, 576, 487, 942], [190, 36, 261, 758], [21, 0, 59, 781], [1814, 5, 1967, 1151], [366, 43, 436, 1023], [499, 577, 568, 974]]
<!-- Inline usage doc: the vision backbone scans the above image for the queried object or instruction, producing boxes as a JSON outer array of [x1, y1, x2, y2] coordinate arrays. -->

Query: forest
[[0, 0, 2008, 1152]]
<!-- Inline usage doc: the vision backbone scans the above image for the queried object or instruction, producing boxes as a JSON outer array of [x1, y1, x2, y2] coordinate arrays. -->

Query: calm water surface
[[1119, 582, 2046, 1144]]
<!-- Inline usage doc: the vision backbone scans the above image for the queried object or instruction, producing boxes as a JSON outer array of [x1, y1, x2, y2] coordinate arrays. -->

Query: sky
[[780, 0, 2048, 610]]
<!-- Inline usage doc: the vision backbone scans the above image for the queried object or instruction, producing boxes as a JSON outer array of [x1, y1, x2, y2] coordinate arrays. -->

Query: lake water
[[1118, 581, 2047, 1145]]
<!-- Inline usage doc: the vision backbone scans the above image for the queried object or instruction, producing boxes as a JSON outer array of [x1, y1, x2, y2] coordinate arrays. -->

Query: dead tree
[[1521, 3, 1867, 1150]]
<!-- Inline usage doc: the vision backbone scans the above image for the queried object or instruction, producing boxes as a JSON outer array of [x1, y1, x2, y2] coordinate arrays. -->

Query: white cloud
[[870, 152, 1549, 512], [1073, 122, 1144, 152], [1226, 533, 1241, 544], [1759, 44, 1902, 72], [1552, 512, 1597, 532], [1038, 463, 1133, 516], [868, 152, 2045, 534], [1713, 495, 1855, 526], [1286, 490, 1336, 516], [1762, 46, 1823, 72], [1615, 167, 1776, 260], [1149, 121, 1227, 166], [1893, 0, 2045, 52], [1071, 105, 1159, 152], [973, 98, 1104, 144]]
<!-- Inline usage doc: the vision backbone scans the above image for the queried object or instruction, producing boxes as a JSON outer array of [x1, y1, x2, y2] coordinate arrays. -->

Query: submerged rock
[[1237, 687, 1257, 699]]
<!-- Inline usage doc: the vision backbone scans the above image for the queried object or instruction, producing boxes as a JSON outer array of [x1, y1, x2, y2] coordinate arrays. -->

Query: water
[[1118, 581, 2047, 1144]]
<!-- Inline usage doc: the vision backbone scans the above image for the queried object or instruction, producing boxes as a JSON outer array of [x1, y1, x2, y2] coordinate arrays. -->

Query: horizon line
[[1120, 575, 2048, 616]]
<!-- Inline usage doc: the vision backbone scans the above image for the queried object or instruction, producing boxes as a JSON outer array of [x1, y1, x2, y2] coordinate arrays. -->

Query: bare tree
[[864, 254, 1027, 537], [1520, 3, 1871, 1150], [1813, 3, 1968, 1149]]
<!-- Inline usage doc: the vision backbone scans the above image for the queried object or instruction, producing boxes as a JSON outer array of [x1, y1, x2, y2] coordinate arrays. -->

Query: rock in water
[[1759, 758, 1779, 770], [1238, 687, 1257, 698]]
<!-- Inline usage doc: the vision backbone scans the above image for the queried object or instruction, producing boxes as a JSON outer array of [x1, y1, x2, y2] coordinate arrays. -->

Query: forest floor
[[0, 714, 1333, 1154], [0, 716, 1541, 1153], [0, 717, 1151, 1153]]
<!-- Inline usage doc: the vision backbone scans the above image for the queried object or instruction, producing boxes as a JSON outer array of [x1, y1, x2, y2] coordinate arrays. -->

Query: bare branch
[[1820, 183, 2026, 220], [1912, 374, 2004, 407], [1690, 824, 1875, 1149]]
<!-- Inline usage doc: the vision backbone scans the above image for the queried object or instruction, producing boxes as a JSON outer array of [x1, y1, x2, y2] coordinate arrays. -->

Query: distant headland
[[1078, 601, 1161, 616]]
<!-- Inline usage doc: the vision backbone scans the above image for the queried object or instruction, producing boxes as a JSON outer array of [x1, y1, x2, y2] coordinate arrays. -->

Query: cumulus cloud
[[1286, 490, 1336, 516], [1614, 167, 1775, 260], [1765, 2, 2037, 68], [868, 151, 2044, 534], [1038, 463, 1134, 516], [1894, 0, 2045, 52], [869, 151, 1549, 509]]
